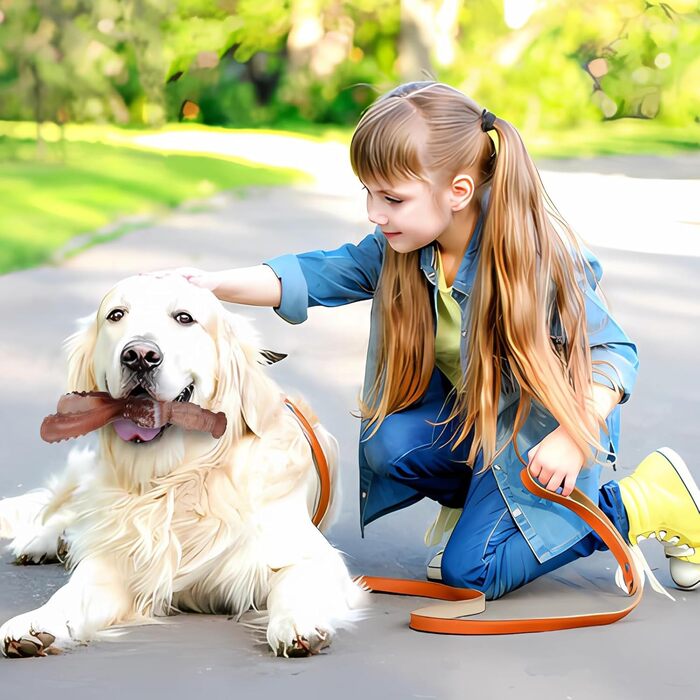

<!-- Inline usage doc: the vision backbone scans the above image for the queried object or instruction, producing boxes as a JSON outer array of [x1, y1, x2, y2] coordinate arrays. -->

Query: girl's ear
[[450, 173, 475, 212], [63, 313, 99, 392]]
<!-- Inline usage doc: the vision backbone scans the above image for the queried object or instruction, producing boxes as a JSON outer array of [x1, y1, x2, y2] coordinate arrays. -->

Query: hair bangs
[[350, 100, 428, 188]]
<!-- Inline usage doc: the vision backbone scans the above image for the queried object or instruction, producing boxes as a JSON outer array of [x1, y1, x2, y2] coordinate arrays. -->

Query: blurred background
[[0, 0, 698, 274]]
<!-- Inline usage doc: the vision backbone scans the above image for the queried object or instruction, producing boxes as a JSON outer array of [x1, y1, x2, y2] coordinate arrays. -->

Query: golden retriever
[[0, 274, 367, 657]]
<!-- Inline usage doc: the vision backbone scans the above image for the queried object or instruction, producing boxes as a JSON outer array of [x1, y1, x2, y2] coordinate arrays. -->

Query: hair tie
[[481, 109, 496, 132]]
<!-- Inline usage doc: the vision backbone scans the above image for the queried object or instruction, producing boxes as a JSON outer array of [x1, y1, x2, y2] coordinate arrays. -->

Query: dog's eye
[[107, 309, 125, 322], [174, 312, 195, 325]]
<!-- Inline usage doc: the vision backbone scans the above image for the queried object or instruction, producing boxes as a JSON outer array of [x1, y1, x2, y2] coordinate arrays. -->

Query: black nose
[[120, 339, 163, 373]]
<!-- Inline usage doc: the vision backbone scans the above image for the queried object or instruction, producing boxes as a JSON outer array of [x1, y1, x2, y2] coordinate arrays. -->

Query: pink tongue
[[112, 419, 162, 442]]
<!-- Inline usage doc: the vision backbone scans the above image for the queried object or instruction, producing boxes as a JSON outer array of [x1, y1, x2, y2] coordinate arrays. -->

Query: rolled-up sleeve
[[582, 246, 639, 404], [264, 229, 386, 325]]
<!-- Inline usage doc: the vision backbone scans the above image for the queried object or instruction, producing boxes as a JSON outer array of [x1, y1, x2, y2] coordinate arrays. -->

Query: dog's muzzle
[[120, 339, 163, 374]]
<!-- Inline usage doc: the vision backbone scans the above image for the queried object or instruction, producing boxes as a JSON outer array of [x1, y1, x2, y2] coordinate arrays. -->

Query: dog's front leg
[[259, 494, 369, 658], [0, 489, 69, 564], [265, 550, 368, 657], [0, 555, 132, 658]]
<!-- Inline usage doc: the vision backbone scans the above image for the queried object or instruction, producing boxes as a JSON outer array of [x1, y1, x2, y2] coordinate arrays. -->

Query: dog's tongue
[[112, 419, 161, 442]]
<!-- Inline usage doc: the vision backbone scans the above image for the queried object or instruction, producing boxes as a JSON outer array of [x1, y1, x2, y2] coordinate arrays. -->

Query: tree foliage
[[0, 0, 697, 130]]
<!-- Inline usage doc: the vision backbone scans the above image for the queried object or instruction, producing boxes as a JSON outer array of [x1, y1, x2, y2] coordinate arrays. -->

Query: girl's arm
[[528, 382, 622, 497], [262, 229, 386, 325], [591, 382, 623, 419], [142, 265, 282, 306], [580, 244, 639, 403], [207, 265, 282, 307], [145, 228, 385, 322], [532, 245, 634, 497]]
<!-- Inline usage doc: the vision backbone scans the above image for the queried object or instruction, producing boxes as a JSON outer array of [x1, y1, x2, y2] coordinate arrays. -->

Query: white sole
[[657, 447, 700, 513], [426, 567, 442, 582], [427, 550, 443, 582], [669, 557, 700, 590]]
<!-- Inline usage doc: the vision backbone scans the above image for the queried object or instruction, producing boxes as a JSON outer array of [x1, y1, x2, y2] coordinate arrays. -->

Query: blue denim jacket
[[264, 217, 639, 564]]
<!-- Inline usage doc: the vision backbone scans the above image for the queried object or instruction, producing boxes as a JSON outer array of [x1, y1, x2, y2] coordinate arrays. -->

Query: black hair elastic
[[481, 109, 496, 132]]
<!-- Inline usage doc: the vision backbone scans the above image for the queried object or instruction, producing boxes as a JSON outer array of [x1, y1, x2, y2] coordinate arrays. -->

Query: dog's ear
[[213, 312, 282, 437], [258, 349, 287, 366], [63, 313, 99, 392]]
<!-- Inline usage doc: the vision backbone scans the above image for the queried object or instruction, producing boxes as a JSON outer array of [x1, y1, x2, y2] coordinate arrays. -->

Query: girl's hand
[[527, 426, 586, 498], [139, 267, 222, 292]]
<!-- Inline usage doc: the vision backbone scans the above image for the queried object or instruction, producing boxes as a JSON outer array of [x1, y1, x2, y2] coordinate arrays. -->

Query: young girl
[[152, 81, 700, 599]]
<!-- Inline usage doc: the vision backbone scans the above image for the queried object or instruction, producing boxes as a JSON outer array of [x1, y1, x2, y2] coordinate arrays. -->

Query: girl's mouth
[[383, 231, 402, 237]]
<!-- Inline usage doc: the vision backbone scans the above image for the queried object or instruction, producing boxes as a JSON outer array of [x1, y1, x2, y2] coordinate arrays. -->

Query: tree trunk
[[29, 62, 47, 161], [398, 0, 436, 82]]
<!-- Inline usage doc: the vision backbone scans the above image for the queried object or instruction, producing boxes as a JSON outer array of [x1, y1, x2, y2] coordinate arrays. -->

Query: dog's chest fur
[[66, 429, 313, 616]]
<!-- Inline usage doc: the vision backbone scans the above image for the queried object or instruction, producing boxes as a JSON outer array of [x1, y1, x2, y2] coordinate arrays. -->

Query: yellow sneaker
[[619, 447, 700, 591]]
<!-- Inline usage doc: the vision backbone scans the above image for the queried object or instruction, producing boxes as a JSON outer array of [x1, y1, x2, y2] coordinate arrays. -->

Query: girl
[[152, 81, 700, 599]]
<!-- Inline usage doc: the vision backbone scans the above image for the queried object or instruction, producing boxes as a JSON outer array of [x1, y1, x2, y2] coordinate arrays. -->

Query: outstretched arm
[[144, 265, 282, 307]]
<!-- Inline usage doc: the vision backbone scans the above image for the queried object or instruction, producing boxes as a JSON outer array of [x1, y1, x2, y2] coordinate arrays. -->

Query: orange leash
[[362, 470, 642, 634], [284, 398, 331, 528], [286, 396, 642, 634]]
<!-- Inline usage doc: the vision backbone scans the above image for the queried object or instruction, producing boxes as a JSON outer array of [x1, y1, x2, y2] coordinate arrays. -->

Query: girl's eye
[[174, 311, 196, 325], [361, 185, 402, 204], [107, 309, 125, 322]]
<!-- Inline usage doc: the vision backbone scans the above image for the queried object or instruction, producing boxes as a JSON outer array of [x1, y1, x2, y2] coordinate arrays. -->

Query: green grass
[[225, 118, 700, 157], [1, 118, 697, 275], [0, 135, 308, 274], [523, 120, 700, 159], [296, 119, 700, 158]]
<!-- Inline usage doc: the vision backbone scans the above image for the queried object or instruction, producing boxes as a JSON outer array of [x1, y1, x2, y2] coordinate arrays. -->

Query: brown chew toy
[[41, 391, 227, 443]]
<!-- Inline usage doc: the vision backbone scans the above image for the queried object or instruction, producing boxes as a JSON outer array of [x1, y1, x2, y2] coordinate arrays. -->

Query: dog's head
[[63, 275, 282, 483]]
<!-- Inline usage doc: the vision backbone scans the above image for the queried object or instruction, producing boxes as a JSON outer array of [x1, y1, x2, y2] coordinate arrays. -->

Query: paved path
[[0, 145, 699, 698]]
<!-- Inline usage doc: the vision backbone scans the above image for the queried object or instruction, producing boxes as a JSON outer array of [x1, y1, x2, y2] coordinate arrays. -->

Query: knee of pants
[[441, 549, 515, 601], [362, 419, 412, 480], [440, 538, 521, 601], [362, 431, 391, 480], [440, 543, 490, 594]]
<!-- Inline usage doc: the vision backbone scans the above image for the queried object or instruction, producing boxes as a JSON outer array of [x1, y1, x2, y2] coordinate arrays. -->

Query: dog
[[0, 274, 367, 657]]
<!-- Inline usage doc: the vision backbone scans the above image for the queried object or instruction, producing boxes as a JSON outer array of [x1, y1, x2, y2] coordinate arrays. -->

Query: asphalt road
[[1, 155, 699, 699]]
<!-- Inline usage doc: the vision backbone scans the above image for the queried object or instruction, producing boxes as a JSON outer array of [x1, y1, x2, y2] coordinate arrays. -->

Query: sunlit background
[[0, 0, 698, 273]]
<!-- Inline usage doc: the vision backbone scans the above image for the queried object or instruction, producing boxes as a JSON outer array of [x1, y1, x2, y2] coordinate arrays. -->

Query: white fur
[[0, 275, 368, 657]]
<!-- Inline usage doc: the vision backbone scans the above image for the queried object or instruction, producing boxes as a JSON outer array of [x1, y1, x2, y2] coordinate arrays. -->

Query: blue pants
[[362, 369, 630, 601]]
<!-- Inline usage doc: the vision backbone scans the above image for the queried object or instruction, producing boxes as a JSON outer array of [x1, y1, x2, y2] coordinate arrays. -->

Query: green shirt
[[434, 248, 463, 387]]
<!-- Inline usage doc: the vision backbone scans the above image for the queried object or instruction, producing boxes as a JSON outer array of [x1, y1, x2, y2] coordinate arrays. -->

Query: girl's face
[[362, 177, 453, 254]]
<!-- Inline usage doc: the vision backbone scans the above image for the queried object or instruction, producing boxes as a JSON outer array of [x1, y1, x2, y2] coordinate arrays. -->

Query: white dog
[[0, 275, 367, 657]]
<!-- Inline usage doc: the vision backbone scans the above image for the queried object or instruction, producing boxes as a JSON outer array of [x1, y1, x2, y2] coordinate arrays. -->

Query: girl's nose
[[367, 206, 389, 227]]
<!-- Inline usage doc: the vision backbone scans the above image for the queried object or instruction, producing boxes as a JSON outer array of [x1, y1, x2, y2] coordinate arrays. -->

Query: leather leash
[[285, 397, 642, 634], [284, 398, 331, 528]]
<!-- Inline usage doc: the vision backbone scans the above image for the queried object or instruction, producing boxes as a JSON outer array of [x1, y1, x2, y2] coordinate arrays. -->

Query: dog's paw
[[0, 608, 76, 659], [4, 632, 58, 658], [0, 613, 70, 659], [266, 617, 332, 658], [8, 528, 61, 565]]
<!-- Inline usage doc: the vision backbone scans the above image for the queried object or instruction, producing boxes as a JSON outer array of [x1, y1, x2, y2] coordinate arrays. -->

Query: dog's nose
[[120, 339, 163, 373]]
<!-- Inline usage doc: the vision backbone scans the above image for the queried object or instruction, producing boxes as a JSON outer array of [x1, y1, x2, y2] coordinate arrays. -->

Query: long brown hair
[[350, 81, 612, 467]]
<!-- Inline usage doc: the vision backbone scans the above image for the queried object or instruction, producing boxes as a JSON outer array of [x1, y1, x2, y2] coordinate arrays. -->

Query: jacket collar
[[420, 209, 485, 296]]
